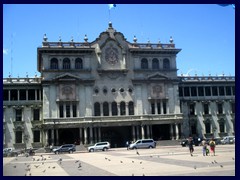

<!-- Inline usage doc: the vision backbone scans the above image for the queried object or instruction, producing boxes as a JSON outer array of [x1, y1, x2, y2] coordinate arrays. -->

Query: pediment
[[147, 72, 169, 80], [53, 73, 82, 81]]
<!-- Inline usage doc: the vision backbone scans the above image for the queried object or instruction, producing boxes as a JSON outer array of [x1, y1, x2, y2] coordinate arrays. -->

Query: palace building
[[3, 22, 235, 149]]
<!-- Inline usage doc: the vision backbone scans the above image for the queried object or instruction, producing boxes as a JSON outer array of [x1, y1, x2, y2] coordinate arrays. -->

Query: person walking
[[209, 138, 216, 156], [201, 139, 207, 156], [126, 141, 129, 150], [188, 137, 194, 156]]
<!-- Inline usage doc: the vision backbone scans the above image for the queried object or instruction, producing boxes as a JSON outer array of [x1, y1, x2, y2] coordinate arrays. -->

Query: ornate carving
[[59, 84, 76, 100], [105, 45, 119, 65]]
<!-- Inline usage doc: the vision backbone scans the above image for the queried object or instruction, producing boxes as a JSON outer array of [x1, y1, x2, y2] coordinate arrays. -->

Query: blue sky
[[3, 4, 235, 78]]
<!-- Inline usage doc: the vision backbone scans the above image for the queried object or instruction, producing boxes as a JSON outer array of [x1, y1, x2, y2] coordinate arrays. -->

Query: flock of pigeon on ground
[[9, 150, 235, 176]]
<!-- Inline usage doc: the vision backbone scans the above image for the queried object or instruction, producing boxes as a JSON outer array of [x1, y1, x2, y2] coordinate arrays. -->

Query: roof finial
[[169, 36, 173, 43], [43, 34, 48, 42], [133, 35, 137, 43], [108, 21, 113, 28], [84, 34, 88, 42]]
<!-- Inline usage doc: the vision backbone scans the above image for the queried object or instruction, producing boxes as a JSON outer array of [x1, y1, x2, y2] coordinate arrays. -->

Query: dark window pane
[[33, 131, 40, 142], [33, 109, 40, 121]]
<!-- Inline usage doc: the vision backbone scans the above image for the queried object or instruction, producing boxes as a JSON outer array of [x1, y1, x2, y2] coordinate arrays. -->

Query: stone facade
[[3, 23, 235, 149]]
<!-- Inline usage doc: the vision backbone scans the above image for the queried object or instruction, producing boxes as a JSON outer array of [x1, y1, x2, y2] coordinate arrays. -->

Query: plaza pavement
[[3, 144, 235, 176]]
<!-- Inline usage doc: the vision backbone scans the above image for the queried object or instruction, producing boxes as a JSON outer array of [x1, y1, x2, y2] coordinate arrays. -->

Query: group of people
[[188, 137, 216, 157]]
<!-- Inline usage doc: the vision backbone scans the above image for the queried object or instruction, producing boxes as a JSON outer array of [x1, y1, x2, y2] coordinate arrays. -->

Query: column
[[17, 90, 20, 101], [44, 130, 48, 147], [56, 129, 59, 145], [100, 103, 103, 116], [155, 100, 158, 114], [161, 100, 164, 114], [175, 123, 179, 140], [51, 129, 55, 145], [26, 89, 28, 101], [136, 126, 139, 139], [109, 102, 112, 116], [63, 105, 66, 118], [89, 127, 93, 144], [141, 125, 145, 139], [35, 89, 37, 101], [8, 90, 10, 101], [98, 127, 101, 142], [126, 103, 129, 115], [170, 124, 174, 140], [79, 128, 82, 144], [84, 127, 87, 144], [146, 125, 150, 139], [132, 125, 136, 142], [117, 103, 120, 116]]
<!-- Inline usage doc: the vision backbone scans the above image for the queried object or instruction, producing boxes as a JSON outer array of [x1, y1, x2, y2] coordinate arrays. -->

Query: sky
[[3, 4, 235, 78]]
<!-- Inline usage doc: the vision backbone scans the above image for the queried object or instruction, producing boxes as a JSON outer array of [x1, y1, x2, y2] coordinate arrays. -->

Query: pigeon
[[59, 157, 62, 161], [132, 174, 134, 176], [120, 161, 123, 163], [52, 166, 55, 169], [214, 160, 218, 164], [143, 173, 145, 176], [132, 161, 134, 163], [220, 165, 223, 168], [232, 157, 235, 160], [108, 159, 111, 161], [42, 169, 46, 173], [211, 161, 214, 164], [75, 160, 79, 163], [34, 165, 40, 168], [78, 163, 82, 168], [136, 151, 140, 155], [13, 165, 17, 168], [150, 155, 152, 158], [194, 165, 197, 169], [140, 161, 142, 164]]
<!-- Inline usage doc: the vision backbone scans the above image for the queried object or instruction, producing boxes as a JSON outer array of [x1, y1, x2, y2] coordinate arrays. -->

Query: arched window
[[94, 102, 100, 116], [75, 58, 83, 69], [141, 58, 148, 69], [205, 120, 211, 134], [103, 102, 109, 116], [219, 119, 225, 133], [152, 58, 159, 69], [63, 58, 70, 69], [163, 58, 170, 69], [120, 101, 126, 115], [112, 102, 117, 116], [128, 101, 134, 115], [50, 58, 58, 69]]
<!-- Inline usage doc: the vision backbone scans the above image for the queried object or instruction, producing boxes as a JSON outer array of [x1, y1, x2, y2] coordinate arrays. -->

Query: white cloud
[[3, 48, 8, 55]]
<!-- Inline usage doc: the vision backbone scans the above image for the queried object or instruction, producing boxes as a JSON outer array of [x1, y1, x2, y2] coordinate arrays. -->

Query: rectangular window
[[198, 87, 204, 96], [219, 86, 225, 96], [163, 101, 167, 114], [33, 109, 40, 121], [232, 86, 235, 95], [59, 104, 64, 118], [212, 86, 218, 96], [15, 131, 22, 143], [11, 89, 18, 101], [66, 105, 71, 117], [179, 87, 183, 97], [218, 103, 223, 114], [151, 103, 155, 114], [157, 102, 161, 114], [28, 89, 35, 100], [3, 90, 9, 101], [33, 131, 40, 142], [191, 87, 197, 96], [72, 104, 77, 117], [16, 109, 22, 121], [204, 104, 209, 115], [226, 86, 232, 96], [19, 89, 26, 100], [184, 87, 190, 96], [205, 87, 211, 96]]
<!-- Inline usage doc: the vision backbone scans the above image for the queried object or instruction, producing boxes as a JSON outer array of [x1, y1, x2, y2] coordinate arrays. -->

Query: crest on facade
[[59, 84, 76, 100], [105, 45, 119, 65], [151, 84, 165, 98]]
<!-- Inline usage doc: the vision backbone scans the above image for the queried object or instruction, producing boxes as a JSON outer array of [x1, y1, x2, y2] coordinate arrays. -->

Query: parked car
[[129, 139, 156, 149], [221, 136, 235, 144], [52, 144, 76, 154], [3, 148, 20, 157], [88, 142, 110, 152], [180, 139, 189, 147]]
